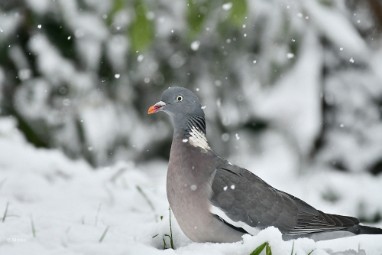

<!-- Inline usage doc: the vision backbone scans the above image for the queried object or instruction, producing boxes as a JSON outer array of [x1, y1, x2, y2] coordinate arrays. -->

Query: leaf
[[266, 243, 272, 255], [290, 241, 295, 255], [187, 0, 211, 38], [128, 0, 154, 52], [107, 0, 124, 25], [250, 242, 268, 255], [229, 0, 248, 26]]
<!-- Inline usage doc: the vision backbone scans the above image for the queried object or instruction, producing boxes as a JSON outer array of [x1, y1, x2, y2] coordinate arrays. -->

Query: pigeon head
[[148, 87, 207, 140]]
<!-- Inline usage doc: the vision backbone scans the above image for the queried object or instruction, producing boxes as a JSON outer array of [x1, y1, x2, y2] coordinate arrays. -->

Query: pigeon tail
[[351, 225, 382, 235]]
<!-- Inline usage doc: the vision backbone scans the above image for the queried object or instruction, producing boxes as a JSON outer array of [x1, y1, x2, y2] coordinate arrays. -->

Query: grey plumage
[[211, 161, 361, 239], [148, 86, 382, 243]]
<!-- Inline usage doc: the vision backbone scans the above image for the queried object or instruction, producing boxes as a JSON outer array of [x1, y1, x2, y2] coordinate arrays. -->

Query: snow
[[106, 35, 129, 70], [154, 0, 186, 37], [80, 101, 122, 164], [317, 69, 382, 173], [1, 0, 380, 175], [251, 30, 322, 157], [1, 117, 382, 255], [304, 0, 369, 60], [286, 53, 295, 59], [1, 0, 382, 254], [190, 41, 200, 51], [28, 34, 92, 89], [222, 3, 233, 11], [76, 38, 102, 70], [137, 55, 145, 62], [24, 0, 50, 14], [0, 11, 22, 41]]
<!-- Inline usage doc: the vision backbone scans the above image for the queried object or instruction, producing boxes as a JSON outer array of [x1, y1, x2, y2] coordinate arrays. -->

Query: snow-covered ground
[[1, 117, 382, 255]]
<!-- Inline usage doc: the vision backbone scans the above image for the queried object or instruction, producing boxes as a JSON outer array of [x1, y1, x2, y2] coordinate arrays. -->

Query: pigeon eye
[[176, 95, 183, 102]]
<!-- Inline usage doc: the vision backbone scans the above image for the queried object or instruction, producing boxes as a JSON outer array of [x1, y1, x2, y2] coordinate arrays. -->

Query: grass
[[162, 208, 175, 249], [290, 241, 295, 255], [168, 207, 175, 249], [98, 226, 110, 243], [250, 241, 315, 255], [250, 242, 272, 255], [94, 203, 102, 226], [30, 216, 36, 238], [136, 185, 155, 212], [2, 201, 9, 222], [0, 178, 6, 190]]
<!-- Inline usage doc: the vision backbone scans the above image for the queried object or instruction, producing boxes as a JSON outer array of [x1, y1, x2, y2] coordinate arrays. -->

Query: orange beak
[[147, 101, 166, 114]]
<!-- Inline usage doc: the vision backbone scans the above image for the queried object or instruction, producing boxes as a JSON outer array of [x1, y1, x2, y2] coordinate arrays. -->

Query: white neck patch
[[188, 126, 210, 151]]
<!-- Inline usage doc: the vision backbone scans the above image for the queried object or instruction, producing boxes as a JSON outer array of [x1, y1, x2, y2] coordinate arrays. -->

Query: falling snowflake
[[137, 55, 144, 62], [191, 41, 200, 51], [287, 53, 294, 59], [222, 2, 232, 11]]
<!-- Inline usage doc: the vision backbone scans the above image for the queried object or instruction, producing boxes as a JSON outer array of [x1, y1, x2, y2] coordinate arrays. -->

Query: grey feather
[[210, 160, 359, 237]]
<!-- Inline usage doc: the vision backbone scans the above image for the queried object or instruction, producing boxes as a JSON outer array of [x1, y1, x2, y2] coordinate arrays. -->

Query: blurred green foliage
[[187, 0, 211, 38], [229, 0, 247, 26], [129, 0, 154, 52]]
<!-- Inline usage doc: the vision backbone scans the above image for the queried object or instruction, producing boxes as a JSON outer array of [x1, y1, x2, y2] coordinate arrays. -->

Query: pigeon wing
[[209, 161, 359, 236]]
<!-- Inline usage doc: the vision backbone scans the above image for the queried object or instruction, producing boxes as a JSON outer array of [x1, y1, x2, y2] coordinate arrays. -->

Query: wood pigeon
[[148, 86, 382, 242]]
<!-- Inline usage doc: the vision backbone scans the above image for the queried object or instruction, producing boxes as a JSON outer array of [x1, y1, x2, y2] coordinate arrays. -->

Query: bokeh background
[[1, 0, 382, 225]]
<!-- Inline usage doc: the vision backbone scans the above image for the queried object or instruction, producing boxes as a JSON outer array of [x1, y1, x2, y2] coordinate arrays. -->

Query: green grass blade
[[169, 208, 175, 249], [2, 201, 9, 222], [30, 216, 36, 238], [266, 243, 272, 255], [136, 185, 155, 211], [290, 241, 295, 255], [250, 242, 268, 255], [98, 226, 110, 243]]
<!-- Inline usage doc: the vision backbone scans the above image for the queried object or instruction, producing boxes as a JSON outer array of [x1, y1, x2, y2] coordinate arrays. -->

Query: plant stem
[[99, 226, 110, 243], [2, 202, 9, 223], [31, 216, 36, 238], [169, 207, 174, 249], [136, 185, 155, 212]]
